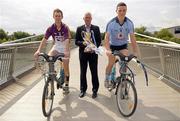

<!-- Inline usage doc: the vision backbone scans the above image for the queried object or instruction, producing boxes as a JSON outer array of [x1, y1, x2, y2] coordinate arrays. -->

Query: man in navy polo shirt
[[34, 8, 71, 94], [104, 2, 139, 88]]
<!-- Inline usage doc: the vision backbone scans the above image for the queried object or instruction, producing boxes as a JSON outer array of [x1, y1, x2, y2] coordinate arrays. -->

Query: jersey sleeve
[[105, 22, 111, 33], [128, 21, 135, 34], [44, 27, 52, 40], [64, 26, 69, 40]]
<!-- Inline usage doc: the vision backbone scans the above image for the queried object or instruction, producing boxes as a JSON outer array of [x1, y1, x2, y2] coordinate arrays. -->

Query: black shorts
[[110, 44, 128, 52]]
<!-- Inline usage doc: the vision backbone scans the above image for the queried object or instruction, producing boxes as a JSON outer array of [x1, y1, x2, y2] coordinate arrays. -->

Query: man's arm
[[75, 27, 85, 47], [65, 26, 71, 56], [104, 32, 112, 56], [67, 26, 71, 49], [34, 37, 47, 59], [104, 32, 110, 51], [129, 33, 139, 57]]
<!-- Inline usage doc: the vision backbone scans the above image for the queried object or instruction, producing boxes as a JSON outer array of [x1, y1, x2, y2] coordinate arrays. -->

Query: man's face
[[116, 6, 127, 18], [83, 13, 92, 26], [53, 12, 62, 23]]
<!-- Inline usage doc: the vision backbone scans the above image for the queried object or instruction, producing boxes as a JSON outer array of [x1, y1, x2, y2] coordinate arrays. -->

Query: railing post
[[159, 47, 166, 75], [8, 47, 16, 81]]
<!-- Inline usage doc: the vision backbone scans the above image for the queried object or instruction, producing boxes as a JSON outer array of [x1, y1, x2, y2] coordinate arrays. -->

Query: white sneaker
[[104, 80, 109, 88]]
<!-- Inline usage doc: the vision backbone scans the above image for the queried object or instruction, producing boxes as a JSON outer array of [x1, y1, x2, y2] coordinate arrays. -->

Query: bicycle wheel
[[42, 77, 54, 117], [116, 79, 137, 117]]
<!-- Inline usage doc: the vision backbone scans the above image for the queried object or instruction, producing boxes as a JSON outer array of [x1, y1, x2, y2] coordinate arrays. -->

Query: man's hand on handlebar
[[34, 50, 40, 60]]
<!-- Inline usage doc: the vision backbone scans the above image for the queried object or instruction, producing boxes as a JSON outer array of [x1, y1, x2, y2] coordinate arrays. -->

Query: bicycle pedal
[[108, 88, 113, 92]]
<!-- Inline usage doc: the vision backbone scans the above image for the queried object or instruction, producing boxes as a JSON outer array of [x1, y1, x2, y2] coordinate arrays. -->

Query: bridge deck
[[0, 48, 180, 121]]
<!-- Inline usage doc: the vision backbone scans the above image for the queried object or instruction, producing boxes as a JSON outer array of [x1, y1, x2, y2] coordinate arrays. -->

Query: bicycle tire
[[116, 79, 137, 117], [42, 77, 54, 117]]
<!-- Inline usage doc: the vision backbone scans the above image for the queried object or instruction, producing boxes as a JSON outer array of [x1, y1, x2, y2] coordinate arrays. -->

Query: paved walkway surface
[[0, 48, 180, 121]]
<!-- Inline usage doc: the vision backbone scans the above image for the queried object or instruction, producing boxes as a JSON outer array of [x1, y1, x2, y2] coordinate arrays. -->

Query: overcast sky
[[0, 0, 180, 34]]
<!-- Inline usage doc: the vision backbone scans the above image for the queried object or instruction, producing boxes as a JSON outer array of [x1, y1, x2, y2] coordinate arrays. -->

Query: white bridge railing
[[0, 34, 179, 89], [134, 33, 180, 88]]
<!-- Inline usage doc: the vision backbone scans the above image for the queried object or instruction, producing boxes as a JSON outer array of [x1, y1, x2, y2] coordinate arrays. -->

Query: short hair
[[53, 8, 63, 17], [84, 12, 92, 18], [116, 2, 127, 10]]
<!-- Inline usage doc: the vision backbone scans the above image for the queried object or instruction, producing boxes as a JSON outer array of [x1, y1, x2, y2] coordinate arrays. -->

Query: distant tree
[[0, 28, 8, 43], [154, 29, 173, 39], [169, 37, 180, 44], [135, 26, 146, 33], [0, 38, 8, 43], [70, 31, 75, 39], [135, 26, 152, 36], [12, 31, 31, 40], [33, 34, 44, 41]]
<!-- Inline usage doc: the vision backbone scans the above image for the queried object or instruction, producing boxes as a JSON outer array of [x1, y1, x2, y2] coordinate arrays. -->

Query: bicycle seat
[[112, 51, 136, 62], [39, 53, 64, 62]]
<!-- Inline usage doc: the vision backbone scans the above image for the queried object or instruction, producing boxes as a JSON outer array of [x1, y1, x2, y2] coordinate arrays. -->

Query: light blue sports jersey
[[106, 17, 134, 46]]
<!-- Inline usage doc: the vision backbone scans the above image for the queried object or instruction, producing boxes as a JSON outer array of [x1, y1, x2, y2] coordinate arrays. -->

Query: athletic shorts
[[52, 45, 65, 53], [110, 44, 128, 52]]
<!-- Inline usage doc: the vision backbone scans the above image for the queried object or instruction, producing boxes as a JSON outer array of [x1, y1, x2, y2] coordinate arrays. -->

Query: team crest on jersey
[[117, 32, 124, 40], [55, 36, 64, 42]]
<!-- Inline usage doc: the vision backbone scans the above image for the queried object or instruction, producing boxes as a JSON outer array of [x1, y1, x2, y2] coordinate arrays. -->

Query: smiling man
[[34, 8, 71, 94]]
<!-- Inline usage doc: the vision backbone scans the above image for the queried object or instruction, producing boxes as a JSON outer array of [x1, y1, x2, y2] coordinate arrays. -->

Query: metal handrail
[[135, 32, 178, 45], [0, 35, 46, 87], [0, 41, 40, 48], [2, 35, 42, 44], [134, 41, 180, 87]]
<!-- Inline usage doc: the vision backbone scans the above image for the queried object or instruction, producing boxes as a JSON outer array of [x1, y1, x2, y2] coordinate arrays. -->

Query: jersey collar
[[115, 17, 127, 26], [54, 22, 64, 31]]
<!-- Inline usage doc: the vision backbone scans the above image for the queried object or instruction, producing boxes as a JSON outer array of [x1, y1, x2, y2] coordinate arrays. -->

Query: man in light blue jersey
[[104, 2, 139, 88]]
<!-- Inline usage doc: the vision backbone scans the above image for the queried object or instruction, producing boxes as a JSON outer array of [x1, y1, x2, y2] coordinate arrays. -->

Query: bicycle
[[107, 51, 148, 117], [37, 53, 66, 117]]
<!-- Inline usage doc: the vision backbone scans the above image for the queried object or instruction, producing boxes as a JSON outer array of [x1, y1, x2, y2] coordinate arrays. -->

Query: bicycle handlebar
[[38, 53, 64, 62], [112, 51, 136, 62], [112, 51, 149, 86]]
